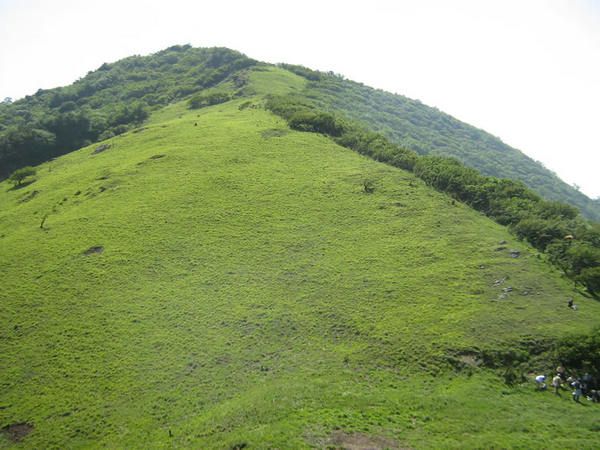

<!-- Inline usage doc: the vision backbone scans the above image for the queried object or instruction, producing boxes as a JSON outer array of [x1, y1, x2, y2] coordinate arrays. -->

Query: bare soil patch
[[261, 128, 290, 139], [84, 246, 104, 255], [312, 430, 407, 450], [1, 423, 33, 442], [92, 144, 111, 155]]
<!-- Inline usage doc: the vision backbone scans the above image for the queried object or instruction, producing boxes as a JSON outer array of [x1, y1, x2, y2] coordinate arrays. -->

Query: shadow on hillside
[[576, 286, 599, 302], [7, 180, 35, 191]]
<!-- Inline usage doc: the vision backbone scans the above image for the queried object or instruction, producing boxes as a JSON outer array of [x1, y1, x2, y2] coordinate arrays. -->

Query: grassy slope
[[1, 74, 599, 448], [299, 76, 600, 222]]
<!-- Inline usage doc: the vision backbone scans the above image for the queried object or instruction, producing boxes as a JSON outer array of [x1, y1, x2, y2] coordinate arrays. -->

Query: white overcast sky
[[1, 0, 599, 198]]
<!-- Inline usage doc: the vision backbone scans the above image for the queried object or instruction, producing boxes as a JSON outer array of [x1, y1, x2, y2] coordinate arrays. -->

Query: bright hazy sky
[[1, 0, 599, 198]]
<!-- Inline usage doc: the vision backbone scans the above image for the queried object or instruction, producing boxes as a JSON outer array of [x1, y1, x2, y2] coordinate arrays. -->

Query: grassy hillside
[[0, 46, 255, 178], [281, 68, 600, 221], [2, 45, 598, 222], [1, 87, 599, 448]]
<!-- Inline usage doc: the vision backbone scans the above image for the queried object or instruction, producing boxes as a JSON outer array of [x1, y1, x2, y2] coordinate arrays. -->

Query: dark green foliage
[[189, 91, 231, 109], [267, 96, 335, 134], [0, 46, 256, 179], [414, 156, 486, 203], [512, 218, 567, 250], [577, 267, 600, 294], [264, 94, 313, 119], [288, 111, 346, 136], [0, 127, 55, 170], [109, 102, 149, 126], [265, 95, 600, 294], [42, 111, 93, 151], [502, 367, 527, 386], [277, 63, 324, 81], [553, 328, 600, 378], [9, 166, 36, 186], [537, 201, 578, 221], [336, 128, 418, 171], [480, 348, 530, 369]]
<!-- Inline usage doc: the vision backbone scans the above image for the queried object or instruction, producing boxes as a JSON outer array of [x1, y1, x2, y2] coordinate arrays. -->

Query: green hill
[[1, 66, 599, 448], [2, 46, 599, 222]]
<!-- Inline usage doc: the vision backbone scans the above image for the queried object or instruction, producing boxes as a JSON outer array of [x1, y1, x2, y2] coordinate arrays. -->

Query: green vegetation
[[1, 85, 600, 448], [265, 93, 600, 295], [189, 91, 231, 109], [0, 46, 256, 178], [8, 166, 36, 187], [279, 64, 600, 221], [553, 328, 600, 379], [3, 47, 597, 221], [1, 48, 600, 448]]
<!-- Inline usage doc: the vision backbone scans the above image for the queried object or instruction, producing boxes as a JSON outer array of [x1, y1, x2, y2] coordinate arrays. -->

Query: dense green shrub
[[277, 63, 324, 81], [288, 111, 346, 136], [336, 129, 418, 171], [110, 102, 149, 126], [188, 91, 231, 109], [512, 218, 568, 251], [0, 127, 55, 171], [553, 327, 600, 378], [577, 267, 600, 293], [9, 166, 36, 186]]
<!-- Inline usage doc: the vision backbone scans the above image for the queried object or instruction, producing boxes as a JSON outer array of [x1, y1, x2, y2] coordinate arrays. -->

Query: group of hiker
[[535, 366, 599, 403]]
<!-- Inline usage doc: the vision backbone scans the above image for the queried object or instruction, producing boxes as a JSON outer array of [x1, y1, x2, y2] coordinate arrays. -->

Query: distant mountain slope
[[288, 71, 600, 221], [1, 93, 599, 448]]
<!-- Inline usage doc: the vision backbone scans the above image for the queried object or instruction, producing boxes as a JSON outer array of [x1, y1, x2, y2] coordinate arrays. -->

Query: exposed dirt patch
[[261, 128, 290, 139], [446, 350, 482, 371], [138, 154, 167, 166], [325, 431, 405, 450], [92, 143, 111, 155], [84, 246, 104, 255], [457, 353, 481, 367], [1, 423, 33, 442]]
